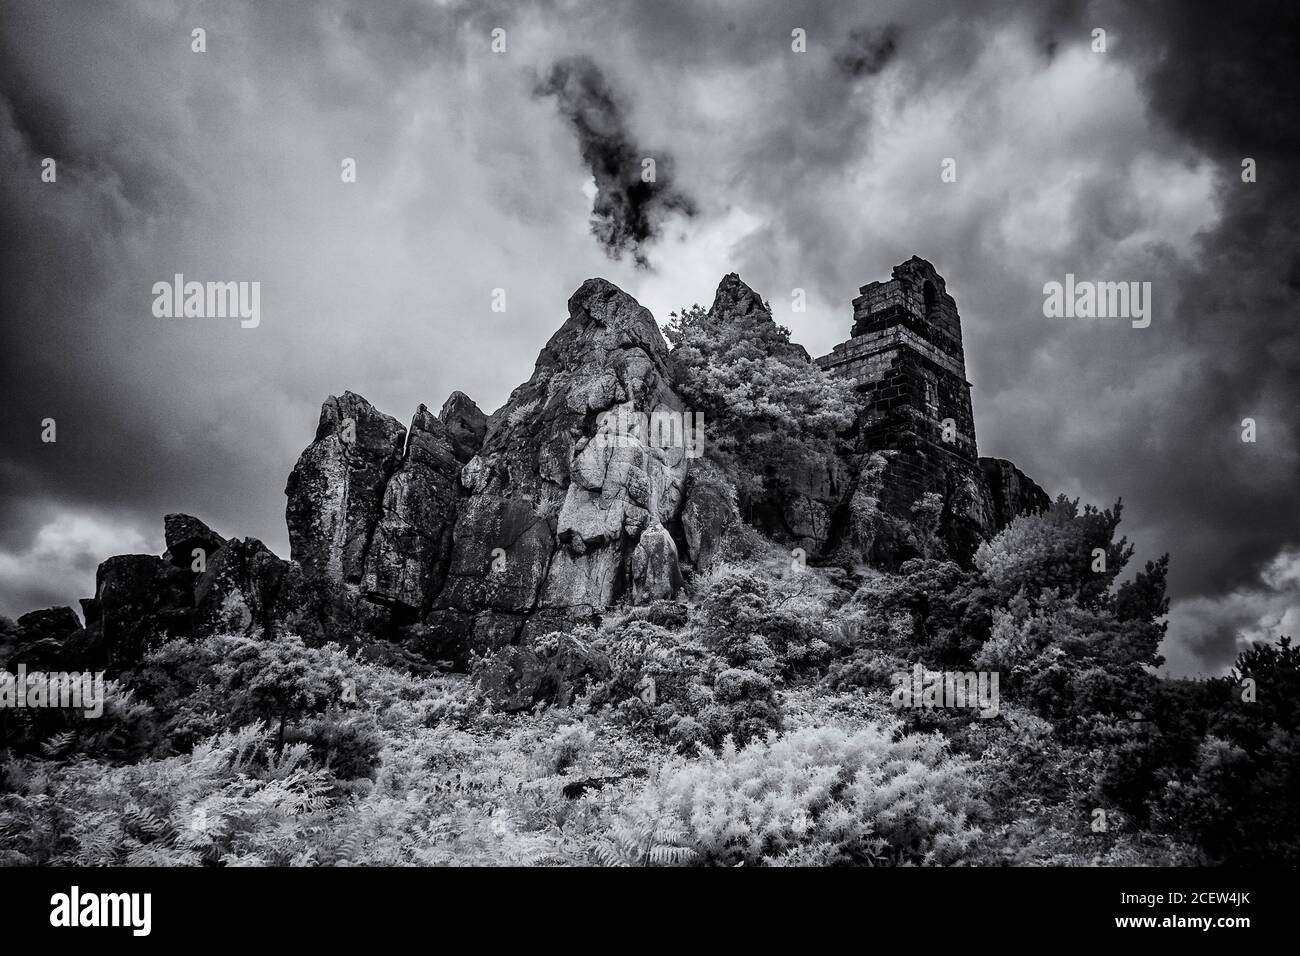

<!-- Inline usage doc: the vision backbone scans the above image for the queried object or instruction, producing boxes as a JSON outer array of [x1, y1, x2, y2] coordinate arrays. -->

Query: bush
[[284, 711, 383, 781], [825, 648, 906, 692], [621, 600, 691, 630], [702, 668, 782, 746], [0, 723, 332, 866], [1153, 729, 1300, 865], [600, 724, 985, 866], [695, 565, 834, 675], [975, 497, 1132, 609], [586, 620, 782, 750], [0, 678, 163, 765], [131, 634, 356, 752], [470, 630, 602, 713], [664, 299, 856, 522], [540, 722, 597, 774]]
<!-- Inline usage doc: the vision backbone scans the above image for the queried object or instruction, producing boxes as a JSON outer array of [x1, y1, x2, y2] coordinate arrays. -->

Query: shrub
[[601, 724, 985, 866], [700, 668, 783, 746], [0, 678, 162, 765], [587, 620, 781, 750], [825, 648, 906, 692], [621, 600, 690, 630], [1153, 729, 1300, 865], [664, 300, 856, 521], [0, 723, 332, 866], [470, 629, 603, 713], [975, 497, 1133, 609], [695, 565, 834, 675], [541, 722, 597, 774], [284, 711, 383, 781], [131, 634, 356, 752]]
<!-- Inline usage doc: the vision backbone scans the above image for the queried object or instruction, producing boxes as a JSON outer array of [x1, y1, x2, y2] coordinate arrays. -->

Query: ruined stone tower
[[816, 256, 983, 519]]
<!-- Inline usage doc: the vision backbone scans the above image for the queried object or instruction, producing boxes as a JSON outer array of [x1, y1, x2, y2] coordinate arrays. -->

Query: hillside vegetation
[[2, 499, 1295, 866]]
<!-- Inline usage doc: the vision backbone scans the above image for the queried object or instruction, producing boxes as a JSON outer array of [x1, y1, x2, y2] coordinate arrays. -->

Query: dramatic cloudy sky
[[1, 0, 1296, 676]]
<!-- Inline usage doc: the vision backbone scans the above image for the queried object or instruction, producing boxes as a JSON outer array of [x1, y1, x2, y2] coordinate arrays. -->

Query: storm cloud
[[534, 55, 695, 267], [835, 26, 901, 78]]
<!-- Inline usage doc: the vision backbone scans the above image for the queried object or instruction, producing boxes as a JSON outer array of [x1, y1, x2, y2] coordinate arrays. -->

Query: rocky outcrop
[[631, 524, 683, 603], [980, 457, 1052, 530], [16, 606, 82, 643], [83, 554, 194, 670], [163, 513, 226, 570], [679, 459, 739, 570], [438, 391, 488, 463], [285, 392, 407, 586], [193, 536, 293, 637], [0, 606, 94, 670], [361, 405, 463, 616], [11, 263, 1050, 676], [427, 278, 689, 659]]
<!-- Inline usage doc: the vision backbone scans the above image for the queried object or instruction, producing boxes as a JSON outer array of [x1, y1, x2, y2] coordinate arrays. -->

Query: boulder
[[285, 391, 407, 585], [679, 459, 739, 570], [193, 537, 290, 637], [438, 390, 488, 463], [941, 461, 1000, 563], [3, 606, 94, 670], [631, 523, 683, 604], [163, 513, 227, 570], [85, 554, 194, 671], [16, 606, 82, 643]]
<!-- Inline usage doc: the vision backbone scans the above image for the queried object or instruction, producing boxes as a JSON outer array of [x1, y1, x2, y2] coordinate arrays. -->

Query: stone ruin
[[816, 256, 1049, 557]]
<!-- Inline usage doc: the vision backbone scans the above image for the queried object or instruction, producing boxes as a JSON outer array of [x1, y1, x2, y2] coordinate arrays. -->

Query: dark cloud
[[534, 56, 695, 267], [1082, 0, 1300, 670], [835, 25, 900, 77]]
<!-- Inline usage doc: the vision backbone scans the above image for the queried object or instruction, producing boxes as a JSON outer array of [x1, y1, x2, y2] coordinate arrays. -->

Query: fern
[[40, 731, 76, 758], [596, 806, 698, 867], [603, 726, 984, 866]]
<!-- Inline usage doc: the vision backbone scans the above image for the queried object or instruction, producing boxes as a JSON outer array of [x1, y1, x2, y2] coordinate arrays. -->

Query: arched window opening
[[923, 280, 939, 321]]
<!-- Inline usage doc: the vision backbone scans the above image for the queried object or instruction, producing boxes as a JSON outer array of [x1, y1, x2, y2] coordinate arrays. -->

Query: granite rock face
[[83, 554, 195, 670], [2, 606, 92, 670], [193, 536, 293, 638], [361, 404, 465, 617], [679, 459, 739, 571], [428, 278, 689, 659], [16, 606, 82, 643], [438, 391, 489, 464], [163, 513, 227, 570], [631, 523, 684, 604], [285, 392, 407, 586]]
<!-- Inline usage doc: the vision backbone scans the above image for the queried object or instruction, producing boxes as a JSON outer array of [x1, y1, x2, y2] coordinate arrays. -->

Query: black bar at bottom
[[0, 866, 1287, 943]]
